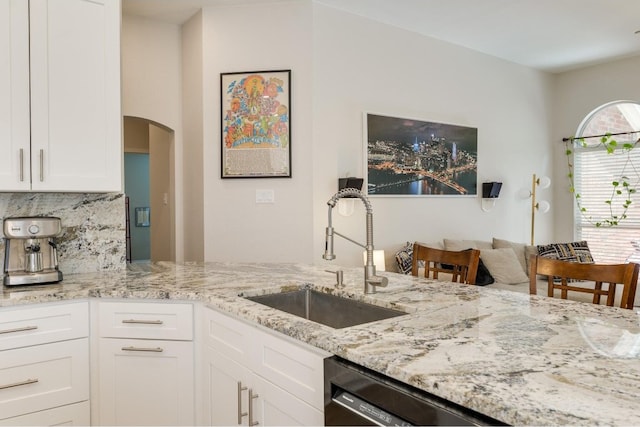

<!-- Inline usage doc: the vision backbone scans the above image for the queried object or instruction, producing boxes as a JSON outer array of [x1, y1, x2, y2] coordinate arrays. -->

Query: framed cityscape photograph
[[364, 113, 478, 197], [221, 69, 291, 178]]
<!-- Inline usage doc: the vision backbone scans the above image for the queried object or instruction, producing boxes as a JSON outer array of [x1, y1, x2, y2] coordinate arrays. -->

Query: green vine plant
[[565, 133, 640, 227]]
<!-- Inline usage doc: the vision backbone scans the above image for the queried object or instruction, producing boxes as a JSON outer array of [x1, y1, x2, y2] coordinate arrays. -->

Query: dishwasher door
[[324, 356, 507, 426]]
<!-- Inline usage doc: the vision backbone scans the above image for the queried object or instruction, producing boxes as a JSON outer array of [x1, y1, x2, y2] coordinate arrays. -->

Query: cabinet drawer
[[0, 400, 90, 426], [0, 338, 89, 420], [99, 301, 193, 340], [0, 301, 88, 351], [251, 330, 329, 411], [203, 307, 253, 366]]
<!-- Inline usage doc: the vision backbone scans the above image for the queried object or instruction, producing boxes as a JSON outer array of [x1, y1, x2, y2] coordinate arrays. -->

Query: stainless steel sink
[[245, 289, 406, 329]]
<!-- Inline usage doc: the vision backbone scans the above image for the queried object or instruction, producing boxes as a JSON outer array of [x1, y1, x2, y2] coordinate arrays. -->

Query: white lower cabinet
[[98, 338, 194, 426], [95, 301, 195, 426], [202, 307, 329, 426], [205, 346, 252, 426], [0, 301, 90, 426], [2, 299, 330, 426]]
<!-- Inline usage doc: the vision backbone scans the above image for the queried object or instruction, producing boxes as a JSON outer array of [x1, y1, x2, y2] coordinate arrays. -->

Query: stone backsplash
[[0, 193, 127, 274]]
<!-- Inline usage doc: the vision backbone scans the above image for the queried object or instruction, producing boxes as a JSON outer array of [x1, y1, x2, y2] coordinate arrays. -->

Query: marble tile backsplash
[[0, 193, 127, 274]]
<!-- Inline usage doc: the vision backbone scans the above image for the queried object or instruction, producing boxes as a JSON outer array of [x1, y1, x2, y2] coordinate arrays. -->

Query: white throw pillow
[[480, 248, 529, 284], [492, 238, 527, 274], [444, 239, 493, 251]]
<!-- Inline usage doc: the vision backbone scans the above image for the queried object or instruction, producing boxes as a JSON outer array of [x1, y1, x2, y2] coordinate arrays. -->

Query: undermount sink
[[245, 289, 407, 329]]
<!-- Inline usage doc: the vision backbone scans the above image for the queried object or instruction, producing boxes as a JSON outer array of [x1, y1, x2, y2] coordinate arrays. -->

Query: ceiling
[[122, 0, 640, 73]]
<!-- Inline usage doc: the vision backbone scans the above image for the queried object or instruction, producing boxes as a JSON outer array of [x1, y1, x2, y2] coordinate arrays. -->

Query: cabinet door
[[203, 346, 251, 426], [0, 0, 30, 191], [98, 338, 195, 426], [29, 0, 122, 192], [251, 374, 324, 427]]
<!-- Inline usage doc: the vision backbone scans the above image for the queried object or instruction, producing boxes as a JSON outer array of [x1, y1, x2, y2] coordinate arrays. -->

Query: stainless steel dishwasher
[[324, 356, 507, 426]]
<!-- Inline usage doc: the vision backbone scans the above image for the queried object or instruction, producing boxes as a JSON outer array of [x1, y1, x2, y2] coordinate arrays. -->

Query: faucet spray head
[[323, 226, 336, 260]]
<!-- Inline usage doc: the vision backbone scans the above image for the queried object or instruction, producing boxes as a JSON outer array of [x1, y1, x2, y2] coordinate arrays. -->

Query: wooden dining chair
[[528, 255, 639, 309], [411, 243, 480, 285]]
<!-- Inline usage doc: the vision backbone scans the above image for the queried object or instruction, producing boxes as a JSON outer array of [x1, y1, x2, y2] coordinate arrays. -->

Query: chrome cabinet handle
[[0, 378, 38, 390], [39, 149, 43, 182], [237, 381, 248, 424], [0, 325, 38, 335], [121, 319, 164, 325], [19, 148, 24, 182], [121, 346, 163, 352], [248, 388, 259, 426]]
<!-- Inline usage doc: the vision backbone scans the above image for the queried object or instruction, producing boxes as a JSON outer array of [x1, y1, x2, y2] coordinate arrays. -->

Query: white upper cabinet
[[0, 0, 30, 191], [0, 0, 122, 192]]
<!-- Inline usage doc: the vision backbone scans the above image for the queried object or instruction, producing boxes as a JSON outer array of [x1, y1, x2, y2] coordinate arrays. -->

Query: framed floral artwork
[[221, 69, 291, 178]]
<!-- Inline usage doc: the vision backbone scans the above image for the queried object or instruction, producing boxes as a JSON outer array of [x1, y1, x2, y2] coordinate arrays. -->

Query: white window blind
[[573, 101, 640, 264], [573, 146, 640, 263]]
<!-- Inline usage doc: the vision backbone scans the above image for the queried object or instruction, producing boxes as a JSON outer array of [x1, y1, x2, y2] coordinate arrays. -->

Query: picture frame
[[135, 207, 150, 227], [364, 112, 478, 197], [221, 69, 292, 178]]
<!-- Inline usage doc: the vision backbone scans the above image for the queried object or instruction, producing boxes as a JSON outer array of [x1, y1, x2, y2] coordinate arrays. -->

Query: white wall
[[126, 2, 627, 270], [312, 4, 555, 268], [201, 1, 315, 263], [182, 12, 205, 261], [121, 15, 185, 261], [552, 55, 640, 242]]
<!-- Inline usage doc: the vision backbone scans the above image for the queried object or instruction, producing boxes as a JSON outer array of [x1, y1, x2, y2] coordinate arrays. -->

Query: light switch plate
[[256, 189, 275, 204]]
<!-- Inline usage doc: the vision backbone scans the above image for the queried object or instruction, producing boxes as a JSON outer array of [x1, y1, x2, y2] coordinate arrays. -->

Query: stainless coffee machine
[[2, 217, 63, 286]]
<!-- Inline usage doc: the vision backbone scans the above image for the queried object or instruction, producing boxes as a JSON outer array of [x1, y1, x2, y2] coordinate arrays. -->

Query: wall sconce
[[481, 182, 502, 212], [363, 249, 386, 271], [336, 177, 363, 216], [521, 173, 551, 245]]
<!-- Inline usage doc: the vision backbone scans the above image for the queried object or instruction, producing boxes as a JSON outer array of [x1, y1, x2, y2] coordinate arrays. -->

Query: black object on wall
[[482, 182, 502, 198], [338, 177, 364, 193]]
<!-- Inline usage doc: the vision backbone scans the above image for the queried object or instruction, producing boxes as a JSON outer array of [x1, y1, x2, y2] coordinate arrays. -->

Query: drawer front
[[203, 307, 253, 366], [0, 400, 90, 426], [0, 301, 88, 351], [99, 301, 193, 340], [0, 338, 90, 420], [250, 331, 328, 411]]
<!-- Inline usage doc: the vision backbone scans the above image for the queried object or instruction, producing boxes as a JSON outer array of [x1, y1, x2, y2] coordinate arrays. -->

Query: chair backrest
[[411, 243, 480, 285], [528, 255, 639, 309]]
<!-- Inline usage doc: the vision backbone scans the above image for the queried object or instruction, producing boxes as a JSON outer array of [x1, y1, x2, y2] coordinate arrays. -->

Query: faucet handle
[[367, 275, 388, 288]]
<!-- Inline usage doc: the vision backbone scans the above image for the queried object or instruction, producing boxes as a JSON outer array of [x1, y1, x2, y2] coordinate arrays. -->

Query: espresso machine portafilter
[[2, 217, 63, 286]]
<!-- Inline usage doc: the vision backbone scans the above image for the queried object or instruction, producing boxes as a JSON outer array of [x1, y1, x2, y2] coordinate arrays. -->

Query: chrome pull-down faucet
[[322, 188, 388, 294]]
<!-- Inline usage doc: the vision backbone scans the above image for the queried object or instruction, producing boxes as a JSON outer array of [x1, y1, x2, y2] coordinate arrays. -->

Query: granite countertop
[[2, 261, 640, 426]]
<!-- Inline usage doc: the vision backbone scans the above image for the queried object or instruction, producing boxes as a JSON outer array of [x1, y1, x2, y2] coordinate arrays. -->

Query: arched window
[[572, 100, 640, 263]]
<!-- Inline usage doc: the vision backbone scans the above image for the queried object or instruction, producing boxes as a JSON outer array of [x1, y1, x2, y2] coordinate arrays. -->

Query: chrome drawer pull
[[122, 319, 164, 325], [0, 325, 38, 335], [121, 346, 164, 352], [237, 381, 248, 424], [0, 378, 39, 390], [248, 388, 259, 426]]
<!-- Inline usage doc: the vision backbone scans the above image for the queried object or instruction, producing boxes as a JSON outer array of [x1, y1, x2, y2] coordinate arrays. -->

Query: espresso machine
[[2, 217, 63, 286]]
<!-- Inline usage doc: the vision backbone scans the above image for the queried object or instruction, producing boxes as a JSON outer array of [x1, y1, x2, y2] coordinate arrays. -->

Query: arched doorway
[[124, 116, 176, 262]]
